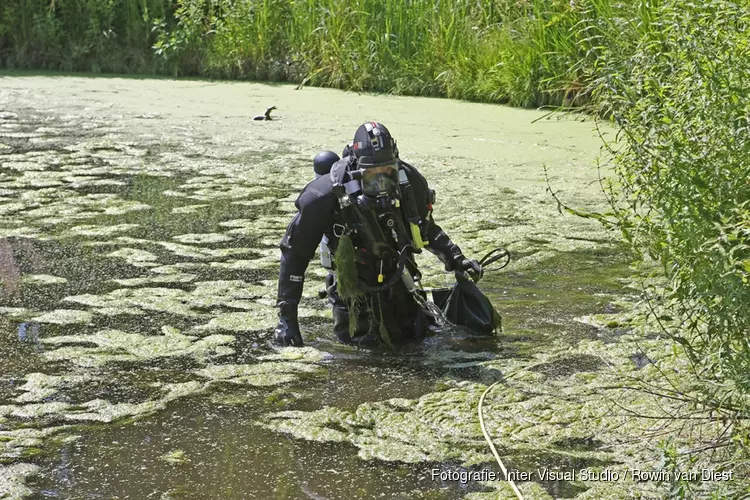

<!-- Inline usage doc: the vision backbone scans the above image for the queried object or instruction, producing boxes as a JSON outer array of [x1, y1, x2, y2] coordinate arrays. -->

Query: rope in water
[[478, 380, 525, 500]]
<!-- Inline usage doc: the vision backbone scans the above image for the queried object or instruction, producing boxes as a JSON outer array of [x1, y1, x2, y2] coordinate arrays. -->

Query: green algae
[[150, 263, 207, 275], [196, 361, 324, 387], [217, 219, 257, 229], [110, 273, 197, 287], [193, 346, 327, 387], [171, 204, 210, 214], [264, 380, 494, 464], [172, 233, 233, 244], [208, 258, 275, 271], [31, 309, 92, 325], [64, 223, 140, 238], [0, 426, 74, 463], [63, 280, 270, 319], [0, 227, 39, 239], [20, 274, 67, 285], [159, 449, 191, 464], [19, 194, 150, 221], [14, 373, 91, 404], [231, 196, 278, 207], [151, 241, 254, 260], [0, 463, 40, 499], [0, 308, 28, 320], [62, 382, 208, 423], [0, 402, 71, 420], [42, 328, 235, 367], [194, 310, 277, 332], [63, 399, 162, 423], [257, 346, 328, 363], [106, 247, 160, 267]]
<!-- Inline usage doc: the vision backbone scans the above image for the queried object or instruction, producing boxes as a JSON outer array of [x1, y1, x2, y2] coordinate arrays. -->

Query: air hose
[[474, 246, 522, 499], [478, 380, 525, 500], [470, 247, 511, 283]]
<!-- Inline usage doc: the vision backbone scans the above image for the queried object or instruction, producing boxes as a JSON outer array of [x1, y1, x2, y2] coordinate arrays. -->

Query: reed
[[0, 0, 645, 107]]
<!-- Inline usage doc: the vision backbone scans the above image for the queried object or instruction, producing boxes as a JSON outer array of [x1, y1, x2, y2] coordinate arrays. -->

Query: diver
[[274, 122, 481, 347]]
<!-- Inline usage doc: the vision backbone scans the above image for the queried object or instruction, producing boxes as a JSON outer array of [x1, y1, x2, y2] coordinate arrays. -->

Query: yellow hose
[[478, 380, 525, 500]]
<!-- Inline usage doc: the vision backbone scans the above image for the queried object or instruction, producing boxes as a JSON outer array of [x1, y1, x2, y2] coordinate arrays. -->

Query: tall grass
[[0, 0, 646, 107], [0, 0, 166, 73]]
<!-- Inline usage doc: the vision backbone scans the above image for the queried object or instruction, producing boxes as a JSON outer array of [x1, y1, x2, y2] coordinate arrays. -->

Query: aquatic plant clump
[[41, 328, 236, 367], [0, 463, 40, 499], [13, 373, 91, 403]]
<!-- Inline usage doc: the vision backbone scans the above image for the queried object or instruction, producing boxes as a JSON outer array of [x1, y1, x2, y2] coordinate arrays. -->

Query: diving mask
[[361, 164, 399, 197]]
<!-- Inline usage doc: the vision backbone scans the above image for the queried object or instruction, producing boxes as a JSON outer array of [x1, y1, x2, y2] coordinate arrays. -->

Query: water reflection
[[17, 321, 41, 350], [0, 237, 41, 296]]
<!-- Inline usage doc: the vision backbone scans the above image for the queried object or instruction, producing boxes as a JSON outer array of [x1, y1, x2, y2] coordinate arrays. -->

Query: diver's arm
[[402, 162, 480, 273], [425, 219, 472, 272], [425, 216, 481, 274], [274, 176, 338, 346]]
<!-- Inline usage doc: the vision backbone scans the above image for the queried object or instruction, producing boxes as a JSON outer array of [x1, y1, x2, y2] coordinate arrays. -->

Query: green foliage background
[[593, 0, 750, 411], [0, 0, 637, 108]]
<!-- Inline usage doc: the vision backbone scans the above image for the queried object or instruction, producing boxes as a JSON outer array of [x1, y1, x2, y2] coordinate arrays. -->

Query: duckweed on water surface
[[0, 463, 40, 499], [30, 309, 92, 325], [159, 449, 191, 465], [42, 328, 235, 367], [264, 334, 705, 498]]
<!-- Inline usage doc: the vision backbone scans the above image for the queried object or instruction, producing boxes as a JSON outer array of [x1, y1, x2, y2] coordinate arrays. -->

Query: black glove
[[428, 229, 472, 273], [454, 255, 482, 277], [274, 302, 303, 347]]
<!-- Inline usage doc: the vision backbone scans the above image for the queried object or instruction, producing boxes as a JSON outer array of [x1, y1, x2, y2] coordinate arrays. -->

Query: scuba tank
[[313, 151, 340, 270]]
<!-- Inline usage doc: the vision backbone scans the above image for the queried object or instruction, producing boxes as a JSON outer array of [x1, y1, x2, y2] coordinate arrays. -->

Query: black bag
[[442, 271, 502, 335], [433, 248, 509, 335]]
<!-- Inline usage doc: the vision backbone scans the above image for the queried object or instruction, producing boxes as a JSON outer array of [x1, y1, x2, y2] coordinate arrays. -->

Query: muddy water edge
[[0, 75, 683, 499]]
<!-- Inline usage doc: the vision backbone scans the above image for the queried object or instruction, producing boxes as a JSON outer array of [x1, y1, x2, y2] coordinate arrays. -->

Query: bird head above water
[[253, 105, 277, 121]]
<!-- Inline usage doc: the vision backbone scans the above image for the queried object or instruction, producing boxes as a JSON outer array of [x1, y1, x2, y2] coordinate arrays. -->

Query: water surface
[[0, 76, 648, 499]]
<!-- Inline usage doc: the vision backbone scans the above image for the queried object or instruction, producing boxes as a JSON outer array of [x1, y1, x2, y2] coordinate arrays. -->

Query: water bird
[[253, 105, 277, 121]]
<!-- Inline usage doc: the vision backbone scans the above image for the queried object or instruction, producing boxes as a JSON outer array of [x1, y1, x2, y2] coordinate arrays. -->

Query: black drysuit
[[276, 158, 466, 345]]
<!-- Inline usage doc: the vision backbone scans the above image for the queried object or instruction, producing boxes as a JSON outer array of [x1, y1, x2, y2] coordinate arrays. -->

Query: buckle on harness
[[333, 223, 347, 237]]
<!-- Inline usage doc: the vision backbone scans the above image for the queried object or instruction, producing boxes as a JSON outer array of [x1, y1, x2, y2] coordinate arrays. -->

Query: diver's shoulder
[[296, 173, 337, 208]]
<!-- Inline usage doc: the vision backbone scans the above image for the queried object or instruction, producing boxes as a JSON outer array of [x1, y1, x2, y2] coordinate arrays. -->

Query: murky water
[[0, 76, 672, 499]]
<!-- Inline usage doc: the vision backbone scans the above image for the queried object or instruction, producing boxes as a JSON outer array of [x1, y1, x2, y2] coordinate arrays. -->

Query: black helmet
[[352, 122, 398, 167], [313, 150, 340, 176]]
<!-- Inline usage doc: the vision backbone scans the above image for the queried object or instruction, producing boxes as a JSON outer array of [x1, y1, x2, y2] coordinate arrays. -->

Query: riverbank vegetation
[[588, 3, 750, 494], [2, 0, 644, 107]]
